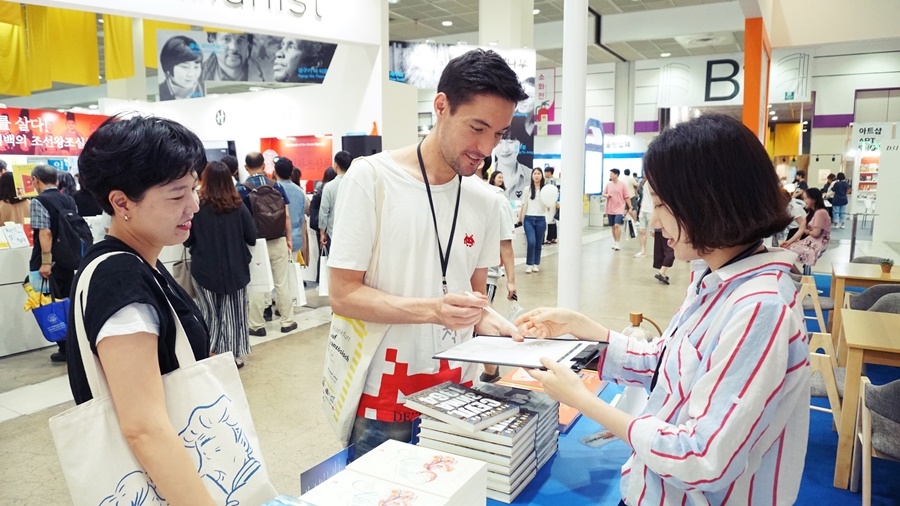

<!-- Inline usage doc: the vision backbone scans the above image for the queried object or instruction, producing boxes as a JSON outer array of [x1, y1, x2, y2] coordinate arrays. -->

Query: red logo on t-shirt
[[464, 234, 475, 248]]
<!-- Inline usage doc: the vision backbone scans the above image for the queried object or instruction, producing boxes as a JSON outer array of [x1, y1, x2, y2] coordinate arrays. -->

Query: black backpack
[[37, 195, 94, 271], [241, 179, 287, 240]]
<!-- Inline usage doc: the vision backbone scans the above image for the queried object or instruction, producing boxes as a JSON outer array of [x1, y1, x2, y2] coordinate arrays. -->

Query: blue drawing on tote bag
[[97, 395, 259, 505]]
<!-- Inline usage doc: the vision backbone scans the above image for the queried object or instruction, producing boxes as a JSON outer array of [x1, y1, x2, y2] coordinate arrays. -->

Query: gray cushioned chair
[[851, 377, 900, 505]]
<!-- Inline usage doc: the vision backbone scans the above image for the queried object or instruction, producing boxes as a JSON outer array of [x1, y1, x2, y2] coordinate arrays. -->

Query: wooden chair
[[797, 275, 834, 333], [808, 332, 844, 429], [850, 377, 900, 505]]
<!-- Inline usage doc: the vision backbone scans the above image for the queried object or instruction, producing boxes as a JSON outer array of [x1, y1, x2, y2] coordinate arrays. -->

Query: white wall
[[769, 0, 900, 49], [382, 81, 418, 150], [812, 40, 900, 116], [810, 127, 848, 155]]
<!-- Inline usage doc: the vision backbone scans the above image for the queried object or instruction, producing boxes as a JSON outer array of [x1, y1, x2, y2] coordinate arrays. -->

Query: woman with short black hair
[[516, 114, 809, 505], [0, 171, 29, 224], [70, 114, 216, 504], [158, 35, 204, 100]]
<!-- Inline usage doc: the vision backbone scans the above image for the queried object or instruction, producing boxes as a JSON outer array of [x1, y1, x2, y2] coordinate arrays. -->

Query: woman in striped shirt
[[518, 114, 810, 505]]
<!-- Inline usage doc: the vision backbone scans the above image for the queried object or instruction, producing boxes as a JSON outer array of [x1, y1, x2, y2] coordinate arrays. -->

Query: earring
[[124, 215, 129, 222]]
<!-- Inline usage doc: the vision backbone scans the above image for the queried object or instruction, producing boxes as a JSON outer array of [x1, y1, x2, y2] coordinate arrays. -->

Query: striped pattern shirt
[[600, 249, 810, 505]]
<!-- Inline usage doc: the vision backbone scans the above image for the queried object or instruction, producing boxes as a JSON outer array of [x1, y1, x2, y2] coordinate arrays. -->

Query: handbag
[[322, 163, 390, 446], [318, 246, 330, 297], [31, 279, 69, 343], [49, 252, 278, 505], [248, 240, 275, 293], [288, 259, 308, 308], [172, 247, 196, 298]]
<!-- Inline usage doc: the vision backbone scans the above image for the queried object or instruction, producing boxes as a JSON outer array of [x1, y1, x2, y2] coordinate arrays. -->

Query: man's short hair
[[0, 159, 7, 172], [544, 167, 554, 175], [796, 170, 806, 178], [437, 49, 528, 113], [207, 31, 253, 45], [274, 157, 294, 180], [333, 150, 352, 172], [643, 113, 791, 254], [245, 152, 264, 169], [221, 155, 239, 177], [31, 164, 58, 184], [623, 169, 631, 176], [610, 168, 620, 176]]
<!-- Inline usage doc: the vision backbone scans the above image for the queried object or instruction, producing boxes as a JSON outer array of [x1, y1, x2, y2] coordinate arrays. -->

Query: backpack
[[242, 179, 287, 240], [37, 195, 94, 271], [308, 188, 323, 231]]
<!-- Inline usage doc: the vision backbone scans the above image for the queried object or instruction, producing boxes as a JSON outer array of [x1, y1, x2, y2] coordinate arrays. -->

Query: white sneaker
[[525, 265, 533, 273], [634, 252, 647, 258], [840, 223, 845, 229], [613, 244, 621, 251], [533, 266, 540, 272]]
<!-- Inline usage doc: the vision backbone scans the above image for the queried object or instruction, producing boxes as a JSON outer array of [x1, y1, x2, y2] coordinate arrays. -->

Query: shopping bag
[[626, 216, 636, 239], [171, 247, 196, 299], [318, 247, 329, 297], [49, 252, 277, 505], [248, 240, 274, 293], [32, 296, 69, 343], [288, 260, 307, 308]]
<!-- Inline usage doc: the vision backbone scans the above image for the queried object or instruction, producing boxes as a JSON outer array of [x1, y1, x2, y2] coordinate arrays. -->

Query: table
[[832, 309, 900, 489], [828, 264, 900, 359]]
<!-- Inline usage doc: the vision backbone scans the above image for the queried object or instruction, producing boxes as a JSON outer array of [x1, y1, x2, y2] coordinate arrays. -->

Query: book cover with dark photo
[[405, 382, 520, 432]]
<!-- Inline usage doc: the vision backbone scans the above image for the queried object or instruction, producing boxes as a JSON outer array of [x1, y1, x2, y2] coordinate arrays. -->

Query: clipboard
[[432, 335, 607, 371]]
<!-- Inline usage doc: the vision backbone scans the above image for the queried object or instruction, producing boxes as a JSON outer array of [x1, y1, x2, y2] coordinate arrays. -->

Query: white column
[[614, 61, 635, 135], [479, 0, 534, 47], [558, 0, 587, 311]]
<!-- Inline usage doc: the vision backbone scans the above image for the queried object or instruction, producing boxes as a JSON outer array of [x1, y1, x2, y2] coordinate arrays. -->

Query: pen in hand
[[464, 291, 520, 335]]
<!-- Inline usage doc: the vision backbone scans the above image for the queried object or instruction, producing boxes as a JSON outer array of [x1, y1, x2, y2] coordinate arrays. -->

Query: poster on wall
[[0, 108, 106, 156], [12, 164, 37, 198], [769, 49, 814, 104], [157, 30, 338, 101], [657, 53, 745, 108], [851, 122, 893, 152], [259, 135, 333, 183], [535, 68, 556, 123], [389, 41, 536, 201]]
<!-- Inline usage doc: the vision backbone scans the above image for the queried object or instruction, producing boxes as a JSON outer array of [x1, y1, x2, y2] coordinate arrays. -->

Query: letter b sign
[[705, 59, 740, 102]]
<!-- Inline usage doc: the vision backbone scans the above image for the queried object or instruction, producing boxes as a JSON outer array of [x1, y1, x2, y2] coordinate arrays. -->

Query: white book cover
[[418, 427, 521, 457], [419, 411, 537, 447], [487, 459, 536, 495], [299, 469, 448, 506], [416, 437, 533, 474], [348, 440, 487, 504], [486, 467, 537, 504], [487, 453, 536, 487]]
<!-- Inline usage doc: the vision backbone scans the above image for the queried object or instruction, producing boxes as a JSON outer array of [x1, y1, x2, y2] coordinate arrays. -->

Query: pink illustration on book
[[397, 454, 458, 483], [379, 488, 418, 505]]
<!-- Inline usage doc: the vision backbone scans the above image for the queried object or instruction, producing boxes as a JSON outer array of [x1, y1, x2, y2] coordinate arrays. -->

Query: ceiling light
[[488, 41, 498, 46], [98, 75, 103, 80], [802, 120, 808, 125], [248, 86, 266, 92], [388, 0, 400, 3], [533, 9, 540, 14], [660, 53, 671, 58], [442, 20, 453, 27], [88, 104, 98, 110], [769, 110, 775, 115], [767, 104, 772, 108], [98, 18, 104, 23], [803, 129, 808, 132], [771, 116, 778, 121]]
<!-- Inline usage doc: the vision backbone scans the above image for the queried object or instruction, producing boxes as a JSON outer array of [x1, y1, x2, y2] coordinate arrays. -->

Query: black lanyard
[[417, 139, 462, 295]]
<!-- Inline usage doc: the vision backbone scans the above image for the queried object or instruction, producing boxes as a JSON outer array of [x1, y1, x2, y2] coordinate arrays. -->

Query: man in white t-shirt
[[634, 180, 654, 258], [326, 49, 528, 458], [621, 168, 639, 211]]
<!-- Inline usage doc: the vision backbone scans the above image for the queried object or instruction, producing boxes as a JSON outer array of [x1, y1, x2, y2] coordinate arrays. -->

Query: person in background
[[784, 187, 831, 270], [201, 32, 264, 82], [273, 157, 310, 266], [57, 171, 77, 196], [327, 49, 524, 458], [70, 114, 216, 504], [0, 171, 30, 224], [308, 167, 336, 239], [221, 155, 240, 187], [290, 167, 302, 188], [238, 152, 297, 336], [30, 164, 78, 362], [516, 113, 807, 506], [158, 35, 204, 100], [543, 167, 558, 245], [831, 172, 850, 228], [822, 172, 836, 220], [489, 170, 505, 191], [185, 161, 257, 369], [603, 168, 632, 251], [633, 179, 654, 258], [779, 191, 807, 249], [652, 227, 675, 285], [792, 169, 809, 198], [620, 168, 639, 213], [0, 159, 7, 174], [519, 168, 550, 274], [73, 173, 102, 217], [318, 150, 352, 252]]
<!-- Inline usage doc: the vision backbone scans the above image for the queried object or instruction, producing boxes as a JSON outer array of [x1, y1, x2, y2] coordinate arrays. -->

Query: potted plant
[[881, 258, 894, 274]]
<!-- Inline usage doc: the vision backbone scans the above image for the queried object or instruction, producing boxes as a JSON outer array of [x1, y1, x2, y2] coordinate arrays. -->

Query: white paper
[[433, 335, 601, 370], [2, 224, 30, 249]]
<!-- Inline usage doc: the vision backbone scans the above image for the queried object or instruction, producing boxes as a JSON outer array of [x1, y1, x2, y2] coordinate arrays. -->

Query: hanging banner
[[851, 122, 893, 152], [536, 68, 556, 123], [259, 135, 333, 182], [0, 108, 106, 156], [657, 53, 744, 108], [769, 48, 814, 104], [157, 30, 338, 101], [388, 41, 536, 200]]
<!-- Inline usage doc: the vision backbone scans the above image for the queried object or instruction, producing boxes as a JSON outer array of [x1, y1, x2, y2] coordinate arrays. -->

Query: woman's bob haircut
[[643, 113, 792, 254]]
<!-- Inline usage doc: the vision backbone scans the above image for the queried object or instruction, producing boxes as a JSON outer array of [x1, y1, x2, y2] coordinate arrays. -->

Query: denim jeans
[[832, 204, 847, 224], [348, 416, 413, 461], [523, 215, 547, 266]]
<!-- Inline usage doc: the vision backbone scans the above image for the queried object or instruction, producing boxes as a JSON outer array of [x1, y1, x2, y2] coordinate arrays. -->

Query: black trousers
[[653, 230, 675, 269], [546, 223, 557, 242]]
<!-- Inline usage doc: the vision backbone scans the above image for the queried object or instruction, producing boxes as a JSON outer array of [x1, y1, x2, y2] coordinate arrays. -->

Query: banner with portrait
[[0, 108, 106, 156], [388, 41, 536, 201], [157, 30, 338, 101], [259, 135, 333, 185]]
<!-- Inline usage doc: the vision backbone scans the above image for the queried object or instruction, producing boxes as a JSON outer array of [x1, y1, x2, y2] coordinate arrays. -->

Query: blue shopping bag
[[32, 297, 70, 343]]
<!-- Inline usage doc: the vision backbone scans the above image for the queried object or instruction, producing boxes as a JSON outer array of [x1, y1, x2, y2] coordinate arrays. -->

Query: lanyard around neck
[[417, 138, 462, 296], [695, 239, 765, 294]]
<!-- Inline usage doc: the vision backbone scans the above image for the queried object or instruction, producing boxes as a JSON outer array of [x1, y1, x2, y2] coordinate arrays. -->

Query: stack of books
[[405, 382, 537, 503], [298, 440, 487, 505], [476, 383, 561, 470], [496, 367, 607, 433]]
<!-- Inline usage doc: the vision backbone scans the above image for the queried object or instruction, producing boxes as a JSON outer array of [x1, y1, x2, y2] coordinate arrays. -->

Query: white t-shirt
[[523, 191, 548, 217], [490, 185, 516, 241], [96, 303, 160, 345], [787, 199, 806, 229], [620, 174, 638, 198], [328, 151, 502, 422], [640, 180, 654, 215]]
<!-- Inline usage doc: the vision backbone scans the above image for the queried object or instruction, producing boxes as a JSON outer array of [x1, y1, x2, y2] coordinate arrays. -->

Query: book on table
[[298, 468, 449, 506], [417, 410, 537, 448], [404, 382, 520, 433], [486, 466, 537, 504], [497, 367, 608, 433], [432, 335, 605, 370], [476, 383, 560, 470]]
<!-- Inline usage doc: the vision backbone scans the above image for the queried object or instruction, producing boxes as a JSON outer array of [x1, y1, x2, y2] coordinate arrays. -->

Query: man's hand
[[320, 232, 328, 250], [286, 238, 293, 252], [436, 292, 486, 331], [39, 264, 52, 279], [526, 358, 595, 409]]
